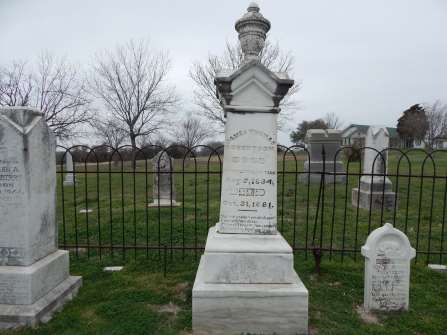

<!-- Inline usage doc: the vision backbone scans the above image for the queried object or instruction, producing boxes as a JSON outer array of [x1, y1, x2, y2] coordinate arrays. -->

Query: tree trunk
[[130, 133, 137, 170]]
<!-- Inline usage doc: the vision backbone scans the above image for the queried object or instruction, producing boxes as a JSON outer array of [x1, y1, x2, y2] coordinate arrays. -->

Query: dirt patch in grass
[[150, 302, 182, 318], [328, 281, 342, 287], [355, 305, 382, 325], [174, 282, 190, 301]]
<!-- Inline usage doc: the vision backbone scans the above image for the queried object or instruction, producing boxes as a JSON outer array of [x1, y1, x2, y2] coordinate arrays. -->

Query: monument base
[[0, 250, 82, 329], [0, 276, 82, 329], [192, 227, 308, 335], [352, 187, 396, 210], [148, 199, 181, 207], [300, 160, 346, 184], [63, 175, 75, 186]]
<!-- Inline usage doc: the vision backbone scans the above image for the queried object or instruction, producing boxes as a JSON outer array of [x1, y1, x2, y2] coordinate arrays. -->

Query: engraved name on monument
[[361, 223, 415, 312], [218, 114, 277, 234]]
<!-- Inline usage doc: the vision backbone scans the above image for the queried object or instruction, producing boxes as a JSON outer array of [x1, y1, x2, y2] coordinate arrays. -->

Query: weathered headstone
[[352, 126, 396, 210], [148, 151, 180, 207], [192, 4, 308, 334], [301, 129, 345, 184], [0, 107, 82, 329], [361, 223, 415, 312], [63, 151, 75, 186]]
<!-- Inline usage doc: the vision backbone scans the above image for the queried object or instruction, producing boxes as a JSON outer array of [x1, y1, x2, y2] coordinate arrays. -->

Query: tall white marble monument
[[192, 4, 308, 334], [352, 126, 396, 210], [362, 223, 415, 311], [0, 107, 82, 329]]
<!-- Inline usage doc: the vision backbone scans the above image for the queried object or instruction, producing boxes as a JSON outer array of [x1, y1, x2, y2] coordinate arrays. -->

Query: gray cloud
[[1, 0, 446, 145]]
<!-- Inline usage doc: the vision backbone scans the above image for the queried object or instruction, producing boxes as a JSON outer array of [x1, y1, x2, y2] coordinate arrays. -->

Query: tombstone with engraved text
[[361, 223, 415, 312], [0, 107, 82, 329]]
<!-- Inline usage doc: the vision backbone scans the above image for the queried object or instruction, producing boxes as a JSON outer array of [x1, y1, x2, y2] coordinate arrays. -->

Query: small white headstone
[[361, 223, 415, 311], [148, 151, 180, 207], [63, 151, 75, 186]]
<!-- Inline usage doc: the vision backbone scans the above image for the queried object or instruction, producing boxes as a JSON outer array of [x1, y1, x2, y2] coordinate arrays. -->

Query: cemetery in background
[[56, 143, 447, 266]]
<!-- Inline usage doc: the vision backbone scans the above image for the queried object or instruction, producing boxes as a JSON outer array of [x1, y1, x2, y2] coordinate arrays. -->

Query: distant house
[[434, 136, 447, 149], [341, 124, 400, 148]]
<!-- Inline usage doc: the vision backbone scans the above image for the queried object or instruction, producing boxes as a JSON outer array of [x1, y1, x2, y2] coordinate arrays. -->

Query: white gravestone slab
[[63, 151, 75, 186], [352, 126, 396, 210], [0, 107, 82, 329], [361, 223, 415, 312], [0, 108, 57, 266], [363, 126, 390, 181], [148, 151, 180, 207], [218, 113, 277, 234]]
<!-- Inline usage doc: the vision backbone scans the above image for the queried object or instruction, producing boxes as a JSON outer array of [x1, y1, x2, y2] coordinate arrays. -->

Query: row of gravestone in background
[[0, 109, 417, 332], [60, 127, 396, 211]]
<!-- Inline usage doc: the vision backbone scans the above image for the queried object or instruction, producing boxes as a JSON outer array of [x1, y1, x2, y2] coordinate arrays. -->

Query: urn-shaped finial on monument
[[235, 2, 271, 61]]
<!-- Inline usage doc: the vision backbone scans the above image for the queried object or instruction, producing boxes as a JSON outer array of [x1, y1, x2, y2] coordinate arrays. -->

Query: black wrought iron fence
[[56, 144, 447, 265]]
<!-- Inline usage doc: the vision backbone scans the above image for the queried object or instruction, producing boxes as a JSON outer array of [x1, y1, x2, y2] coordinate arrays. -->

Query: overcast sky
[[1, 0, 446, 145]]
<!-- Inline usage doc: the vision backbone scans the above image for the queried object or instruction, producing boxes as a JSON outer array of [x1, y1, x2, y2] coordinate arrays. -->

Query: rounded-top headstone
[[361, 223, 416, 311]]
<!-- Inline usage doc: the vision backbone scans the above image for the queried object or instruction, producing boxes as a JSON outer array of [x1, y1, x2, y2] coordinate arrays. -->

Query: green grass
[[5, 150, 446, 334], [56, 151, 447, 264], [5, 254, 447, 335]]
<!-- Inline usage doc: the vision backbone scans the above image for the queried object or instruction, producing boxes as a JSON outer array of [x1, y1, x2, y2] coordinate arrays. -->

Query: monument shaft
[[218, 112, 277, 234]]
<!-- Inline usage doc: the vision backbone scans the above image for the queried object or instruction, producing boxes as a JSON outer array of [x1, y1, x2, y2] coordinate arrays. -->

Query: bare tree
[[93, 118, 127, 148], [189, 40, 299, 130], [0, 61, 32, 106], [0, 54, 91, 139], [91, 40, 177, 153], [173, 117, 212, 148], [34, 53, 92, 139], [324, 112, 343, 129], [425, 100, 447, 149]]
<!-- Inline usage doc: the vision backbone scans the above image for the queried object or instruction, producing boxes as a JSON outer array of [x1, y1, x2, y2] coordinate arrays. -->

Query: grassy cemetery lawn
[[8, 150, 443, 334], [3, 255, 446, 335], [56, 150, 447, 263]]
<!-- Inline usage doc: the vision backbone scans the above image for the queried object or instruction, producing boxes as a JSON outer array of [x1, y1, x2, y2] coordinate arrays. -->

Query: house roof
[[342, 124, 399, 138]]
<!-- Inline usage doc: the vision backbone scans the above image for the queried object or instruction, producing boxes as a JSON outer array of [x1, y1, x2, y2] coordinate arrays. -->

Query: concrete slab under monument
[[192, 227, 308, 335], [352, 177, 396, 210]]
